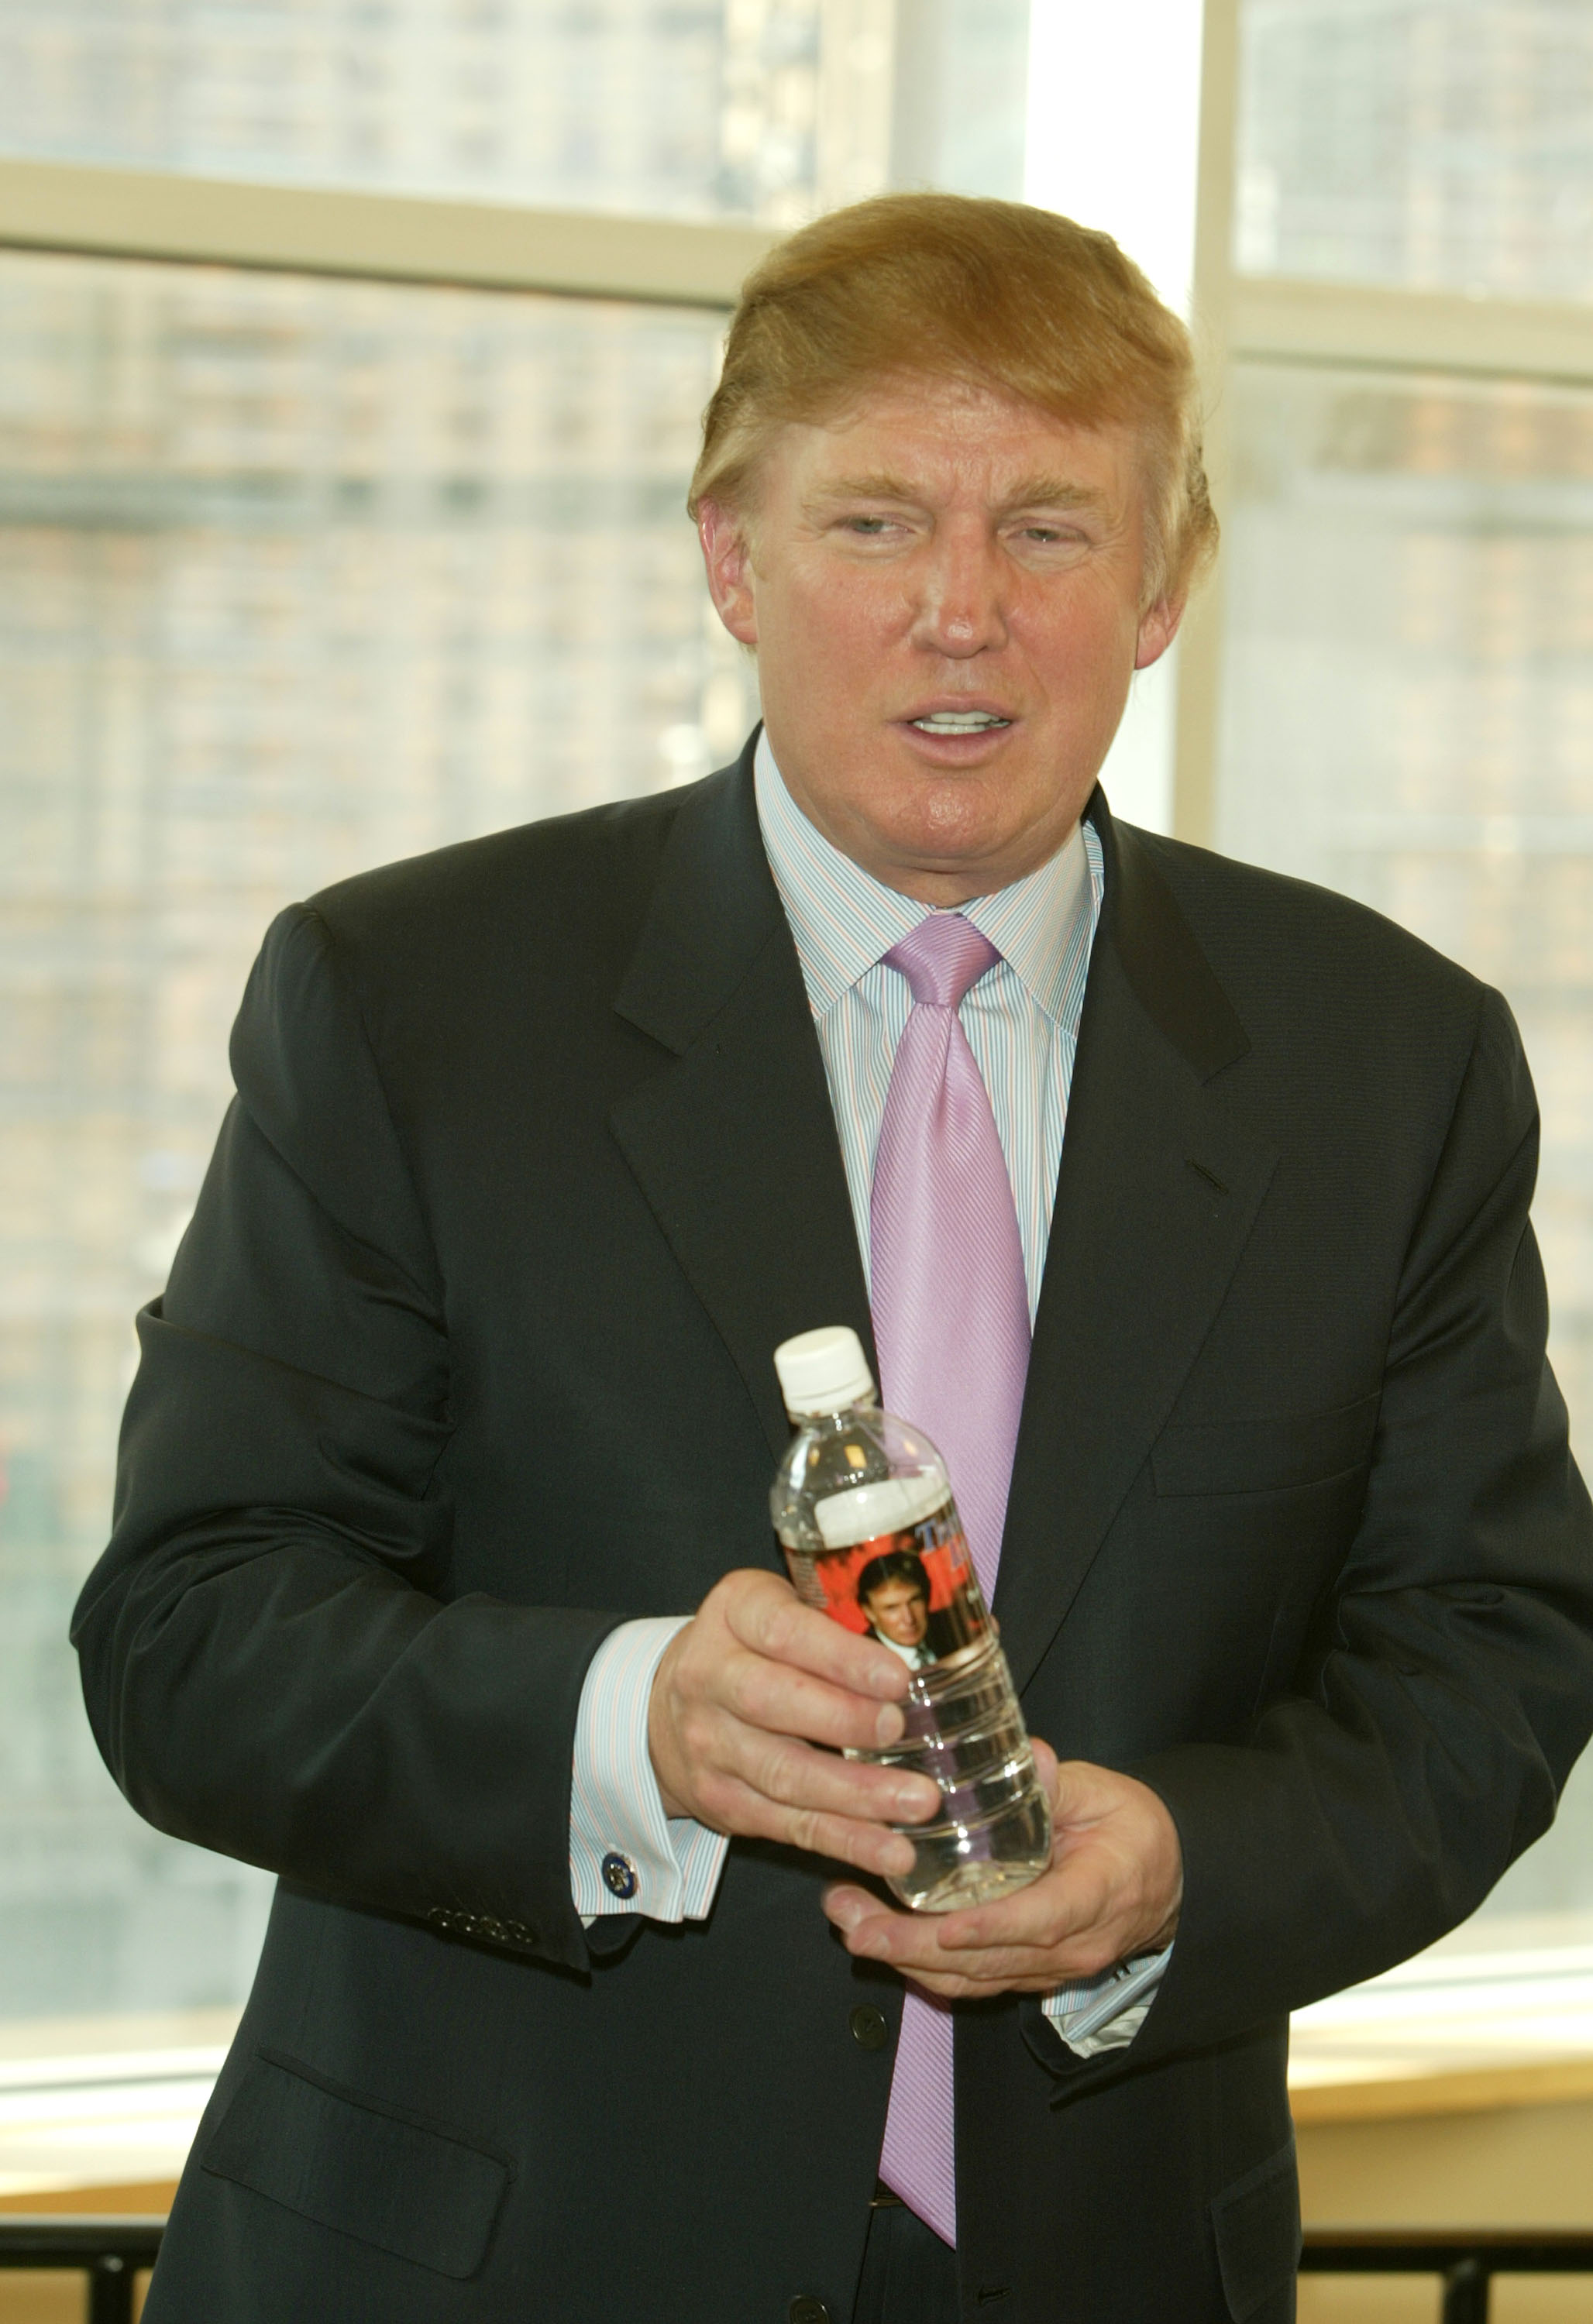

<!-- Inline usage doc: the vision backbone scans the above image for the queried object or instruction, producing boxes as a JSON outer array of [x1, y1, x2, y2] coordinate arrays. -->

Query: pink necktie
[[869, 913, 1033, 2247]]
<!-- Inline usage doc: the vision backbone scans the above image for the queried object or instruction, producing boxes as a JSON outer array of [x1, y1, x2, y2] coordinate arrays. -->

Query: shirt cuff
[[569, 1614, 730, 1925], [1040, 1943, 1172, 2058]]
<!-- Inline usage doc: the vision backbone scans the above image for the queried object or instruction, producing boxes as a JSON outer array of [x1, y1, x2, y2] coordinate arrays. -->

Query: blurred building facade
[[1226, 0, 1593, 1911], [1218, 370, 1593, 1597], [3, 0, 1593, 2037], [0, 0, 832, 221], [0, 257, 753, 2016], [0, 0, 1032, 2030], [1238, 0, 1593, 300]]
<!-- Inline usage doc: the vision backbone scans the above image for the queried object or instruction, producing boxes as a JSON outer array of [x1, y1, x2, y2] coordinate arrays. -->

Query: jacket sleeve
[[1030, 983, 1593, 2082], [71, 902, 618, 1975]]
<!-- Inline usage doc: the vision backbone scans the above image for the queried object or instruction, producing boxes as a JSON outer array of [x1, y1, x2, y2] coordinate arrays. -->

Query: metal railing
[[2, 2217, 1592, 2321], [0, 2218, 166, 2324], [1302, 2229, 1593, 2322]]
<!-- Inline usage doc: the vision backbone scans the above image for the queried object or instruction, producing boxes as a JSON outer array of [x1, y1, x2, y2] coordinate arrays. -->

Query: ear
[[1134, 595, 1185, 672], [697, 500, 759, 648]]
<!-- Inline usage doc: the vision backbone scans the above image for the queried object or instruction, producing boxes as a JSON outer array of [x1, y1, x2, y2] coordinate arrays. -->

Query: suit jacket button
[[789, 2300, 830, 2324], [601, 1851, 639, 1900], [849, 2005, 889, 2051]]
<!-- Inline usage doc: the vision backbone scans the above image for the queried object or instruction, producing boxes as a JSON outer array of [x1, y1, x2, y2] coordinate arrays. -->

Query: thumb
[[1048, 1755, 1125, 1830]]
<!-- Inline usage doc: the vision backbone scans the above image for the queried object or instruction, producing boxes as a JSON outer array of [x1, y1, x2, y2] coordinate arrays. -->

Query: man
[[856, 1549, 936, 1669], [74, 194, 1593, 2323]]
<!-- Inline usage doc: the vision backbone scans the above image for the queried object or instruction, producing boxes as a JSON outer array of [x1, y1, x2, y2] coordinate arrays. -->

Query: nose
[[909, 522, 1009, 658]]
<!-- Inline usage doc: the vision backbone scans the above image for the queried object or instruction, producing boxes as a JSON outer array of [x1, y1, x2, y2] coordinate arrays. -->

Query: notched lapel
[[610, 750, 873, 1466], [997, 813, 1278, 1697]]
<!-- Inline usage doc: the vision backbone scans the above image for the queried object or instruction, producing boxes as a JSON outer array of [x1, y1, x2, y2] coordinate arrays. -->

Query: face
[[698, 375, 1183, 904], [863, 1578, 930, 1648]]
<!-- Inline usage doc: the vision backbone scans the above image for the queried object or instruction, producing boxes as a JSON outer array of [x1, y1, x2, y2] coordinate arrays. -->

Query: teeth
[[911, 711, 1010, 733]]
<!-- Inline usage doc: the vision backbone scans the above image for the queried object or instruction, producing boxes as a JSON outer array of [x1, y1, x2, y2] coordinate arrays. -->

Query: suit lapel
[[609, 743, 873, 1471], [996, 801, 1278, 1696]]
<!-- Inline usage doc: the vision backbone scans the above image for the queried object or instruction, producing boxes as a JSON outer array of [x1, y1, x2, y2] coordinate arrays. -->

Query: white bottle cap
[[773, 1325, 876, 1418]]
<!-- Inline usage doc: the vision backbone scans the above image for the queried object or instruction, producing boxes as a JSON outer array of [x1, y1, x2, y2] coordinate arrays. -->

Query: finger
[[823, 1881, 895, 1930], [842, 1919, 1111, 1989], [935, 1859, 1109, 1954], [730, 1730, 941, 1828], [900, 1964, 1098, 2002], [716, 1644, 920, 1755], [825, 1850, 1082, 1954], [711, 1776, 924, 1880], [821, 1888, 951, 1966], [825, 1905, 1063, 1982], [1048, 1755, 1140, 1830], [724, 1575, 911, 1701], [898, 1971, 989, 2001], [823, 1878, 1120, 1985]]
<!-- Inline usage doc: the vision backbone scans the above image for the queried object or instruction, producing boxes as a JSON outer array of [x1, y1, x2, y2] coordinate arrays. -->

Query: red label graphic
[[784, 1506, 989, 1671]]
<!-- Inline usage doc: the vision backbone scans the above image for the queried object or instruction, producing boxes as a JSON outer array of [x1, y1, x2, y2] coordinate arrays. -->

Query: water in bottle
[[770, 1325, 1052, 1912]]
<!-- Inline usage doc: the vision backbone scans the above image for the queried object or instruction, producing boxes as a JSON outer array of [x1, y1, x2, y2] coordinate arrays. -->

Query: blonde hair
[[690, 192, 1217, 607]]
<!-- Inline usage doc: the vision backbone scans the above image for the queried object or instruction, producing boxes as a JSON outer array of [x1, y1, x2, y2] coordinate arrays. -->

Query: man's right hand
[[648, 1569, 942, 1878]]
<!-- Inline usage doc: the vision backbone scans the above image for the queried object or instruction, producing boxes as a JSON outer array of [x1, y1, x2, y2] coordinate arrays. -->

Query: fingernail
[[827, 1893, 865, 1931], [883, 1838, 915, 1875], [895, 1780, 938, 1820], [874, 1703, 905, 1746]]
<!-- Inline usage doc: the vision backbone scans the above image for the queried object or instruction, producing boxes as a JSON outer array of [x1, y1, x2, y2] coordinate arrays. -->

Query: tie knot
[[883, 913, 1002, 1010]]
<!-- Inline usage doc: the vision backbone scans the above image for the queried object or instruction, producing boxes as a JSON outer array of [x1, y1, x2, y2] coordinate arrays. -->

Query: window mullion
[[0, 156, 775, 308]]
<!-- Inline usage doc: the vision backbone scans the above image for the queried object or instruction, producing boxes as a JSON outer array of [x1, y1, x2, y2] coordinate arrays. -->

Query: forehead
[[866, 1573, 923, 1596], [765, 374, 1143, 507]]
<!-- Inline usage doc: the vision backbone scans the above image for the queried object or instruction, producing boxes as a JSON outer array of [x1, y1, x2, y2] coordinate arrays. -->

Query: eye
[[845, 515, 893, 535]]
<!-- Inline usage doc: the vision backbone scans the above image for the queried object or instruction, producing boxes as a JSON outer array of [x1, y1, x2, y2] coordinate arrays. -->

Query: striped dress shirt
[[569, 737, 1165, 2051], [752, 731, 1100, 1320]]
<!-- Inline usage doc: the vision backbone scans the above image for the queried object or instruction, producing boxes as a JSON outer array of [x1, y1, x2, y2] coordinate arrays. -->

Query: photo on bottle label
[[796, 1514, 989, 1671]]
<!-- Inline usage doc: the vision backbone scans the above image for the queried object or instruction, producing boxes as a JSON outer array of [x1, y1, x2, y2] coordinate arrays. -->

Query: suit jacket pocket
[[1152, 1394, 1380, 1498], [1211, 2133, 1302, 2322], [201, 2047, 511, 2280]]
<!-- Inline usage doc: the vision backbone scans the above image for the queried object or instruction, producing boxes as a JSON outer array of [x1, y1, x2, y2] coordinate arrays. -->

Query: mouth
[[907, 708, 1013, 736]]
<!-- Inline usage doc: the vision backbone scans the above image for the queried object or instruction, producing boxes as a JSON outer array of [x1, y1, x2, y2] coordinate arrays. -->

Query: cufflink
[[600, 1851, 639, 1900]]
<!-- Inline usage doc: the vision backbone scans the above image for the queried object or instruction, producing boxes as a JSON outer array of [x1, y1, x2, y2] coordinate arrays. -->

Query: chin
[[877, 777, 994, 841], [890, 811, 1004, 870]]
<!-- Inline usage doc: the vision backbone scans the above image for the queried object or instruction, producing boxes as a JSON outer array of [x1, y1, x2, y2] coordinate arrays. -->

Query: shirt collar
[[754, 729, 1097, 1028]]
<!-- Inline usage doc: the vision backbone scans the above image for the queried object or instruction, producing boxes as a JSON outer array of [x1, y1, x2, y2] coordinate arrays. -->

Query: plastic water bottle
[[770, 1325, 1052, 1912]]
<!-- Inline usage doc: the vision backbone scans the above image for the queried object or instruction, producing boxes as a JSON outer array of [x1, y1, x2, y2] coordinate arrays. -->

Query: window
[[0, 0, 1034, 2174], [2, 0, 1590, 2190], [0, 256, 745, 2038], [1237, 0, 1593, 300], [1218, 363, 1593, 1607], [0, 0, 831, 222], [1220, 0, 1593, 1928]]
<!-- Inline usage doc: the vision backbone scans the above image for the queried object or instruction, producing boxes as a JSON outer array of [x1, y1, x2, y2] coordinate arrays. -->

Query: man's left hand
[[821, 1744, 1183, 2000]]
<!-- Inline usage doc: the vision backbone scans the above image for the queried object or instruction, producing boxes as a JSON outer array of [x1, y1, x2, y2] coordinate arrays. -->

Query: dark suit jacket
[[74, 741, 1593, 2324]]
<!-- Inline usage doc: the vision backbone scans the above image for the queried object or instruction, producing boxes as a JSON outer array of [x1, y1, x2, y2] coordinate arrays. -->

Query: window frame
[[3, 0, 1593, 2119], [1178, 0, 1593, 841]]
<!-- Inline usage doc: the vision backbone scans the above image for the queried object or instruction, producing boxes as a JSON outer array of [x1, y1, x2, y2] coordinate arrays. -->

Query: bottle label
[[783, 1497, 990, 1673]]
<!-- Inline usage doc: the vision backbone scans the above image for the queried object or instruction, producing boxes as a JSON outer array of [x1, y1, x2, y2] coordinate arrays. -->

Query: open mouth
[[907, 710, 1013, 735]]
